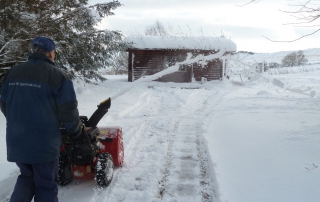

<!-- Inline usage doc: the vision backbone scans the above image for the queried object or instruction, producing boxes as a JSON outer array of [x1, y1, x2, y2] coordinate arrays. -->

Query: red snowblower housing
[[58, 98, 124, 187]]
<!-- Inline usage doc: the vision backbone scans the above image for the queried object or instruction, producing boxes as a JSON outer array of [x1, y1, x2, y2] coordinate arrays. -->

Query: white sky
[[89, 0, 320, 53]]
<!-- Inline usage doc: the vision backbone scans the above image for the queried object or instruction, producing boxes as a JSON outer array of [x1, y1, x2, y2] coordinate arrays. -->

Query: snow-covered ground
[[1, 56, 320, 201], [235, 48, 320, 65]]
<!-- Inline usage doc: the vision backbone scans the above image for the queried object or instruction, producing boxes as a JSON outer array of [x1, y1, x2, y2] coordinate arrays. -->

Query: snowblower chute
[[58, 98, 124, 187]]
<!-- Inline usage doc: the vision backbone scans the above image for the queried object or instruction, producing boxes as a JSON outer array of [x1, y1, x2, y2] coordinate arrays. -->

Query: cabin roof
[[124, 35, 237, 52]]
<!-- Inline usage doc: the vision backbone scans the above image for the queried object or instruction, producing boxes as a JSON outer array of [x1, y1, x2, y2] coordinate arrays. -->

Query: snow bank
[[124, 35, 237, 52]]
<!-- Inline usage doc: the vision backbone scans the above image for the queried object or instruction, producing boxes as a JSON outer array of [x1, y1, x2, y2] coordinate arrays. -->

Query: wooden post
[[222, 58, 226, 81], [128, 51, 133, 82], [190, 63, 194, 82]]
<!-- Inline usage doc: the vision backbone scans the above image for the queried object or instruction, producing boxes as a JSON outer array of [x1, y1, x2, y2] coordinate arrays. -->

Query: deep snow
[[124, 35, 237, 52], [0, 52, 320, 202]]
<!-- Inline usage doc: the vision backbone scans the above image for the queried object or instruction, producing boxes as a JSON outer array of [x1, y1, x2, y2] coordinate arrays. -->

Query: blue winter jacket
[[0, 53, 80, 164]]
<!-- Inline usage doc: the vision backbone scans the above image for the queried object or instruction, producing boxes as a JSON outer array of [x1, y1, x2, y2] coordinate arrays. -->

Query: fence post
[[222, 58, 226, 81]]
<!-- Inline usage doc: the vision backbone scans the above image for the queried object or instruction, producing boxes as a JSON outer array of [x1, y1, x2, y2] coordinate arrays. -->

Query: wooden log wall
[[127, 49, 223, 82], [193, 59, 222, 81]]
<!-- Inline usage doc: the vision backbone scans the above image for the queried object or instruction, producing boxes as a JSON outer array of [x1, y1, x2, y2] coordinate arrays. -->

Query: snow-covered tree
[[112, 51, 128, 74], [0, 0, 129, 86], [281, 50, 308, 67]]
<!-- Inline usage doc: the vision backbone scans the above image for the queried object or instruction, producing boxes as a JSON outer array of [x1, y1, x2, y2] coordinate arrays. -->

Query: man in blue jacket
[[0, 36, 81, 202]]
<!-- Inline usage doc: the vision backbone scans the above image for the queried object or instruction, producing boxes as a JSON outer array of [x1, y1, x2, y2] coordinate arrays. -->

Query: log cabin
[[124, 36, 237, 82]]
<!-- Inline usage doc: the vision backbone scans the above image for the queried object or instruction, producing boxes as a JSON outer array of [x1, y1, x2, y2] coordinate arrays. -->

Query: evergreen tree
[[0, 0, 129, 86]]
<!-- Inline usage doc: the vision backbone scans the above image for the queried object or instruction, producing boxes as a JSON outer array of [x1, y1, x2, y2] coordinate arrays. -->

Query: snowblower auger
[[58, 98, 124, 187]]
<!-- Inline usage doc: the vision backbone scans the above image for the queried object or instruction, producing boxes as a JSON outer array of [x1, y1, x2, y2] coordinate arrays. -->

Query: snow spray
[[110, 51, 225, 101]]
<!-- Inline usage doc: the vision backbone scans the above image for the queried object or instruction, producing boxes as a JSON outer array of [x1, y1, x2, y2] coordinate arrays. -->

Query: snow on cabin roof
[[124, 35, 237, 52]]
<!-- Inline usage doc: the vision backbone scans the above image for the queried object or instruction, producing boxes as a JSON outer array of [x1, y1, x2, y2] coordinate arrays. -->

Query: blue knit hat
[[31, 36, 55, 52]]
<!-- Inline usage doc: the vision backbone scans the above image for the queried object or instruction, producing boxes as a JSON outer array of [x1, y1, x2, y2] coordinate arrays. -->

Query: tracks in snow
[[154, 118, 217, 202], [93, 85, 223, 202]]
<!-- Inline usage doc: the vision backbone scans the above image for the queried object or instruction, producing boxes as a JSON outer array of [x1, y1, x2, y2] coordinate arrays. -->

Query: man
[[0, 36, 81, 201]]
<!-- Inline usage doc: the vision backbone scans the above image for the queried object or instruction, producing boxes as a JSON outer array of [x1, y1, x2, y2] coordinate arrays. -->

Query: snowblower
[[58, 98, 124, 187]]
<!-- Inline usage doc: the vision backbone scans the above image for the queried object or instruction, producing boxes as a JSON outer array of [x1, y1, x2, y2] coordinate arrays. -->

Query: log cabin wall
[[127, 49, 223, 82], [193, 58, 222, 81]]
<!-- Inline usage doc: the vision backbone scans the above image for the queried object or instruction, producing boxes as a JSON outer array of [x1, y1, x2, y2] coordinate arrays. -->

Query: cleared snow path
[[86, 84, 222, 202]]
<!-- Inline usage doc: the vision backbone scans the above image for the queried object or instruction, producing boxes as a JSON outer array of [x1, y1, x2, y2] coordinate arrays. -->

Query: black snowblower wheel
[[57, 154, 73, 186], [95, 153, 114, 187]]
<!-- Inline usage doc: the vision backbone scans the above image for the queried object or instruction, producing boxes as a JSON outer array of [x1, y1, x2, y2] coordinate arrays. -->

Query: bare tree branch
[[236, 0, 260, 7], [240, 0, 320, 42], [291, 24, 320, 28], [262, 28, 320, 42], [145, 20, 168, 36]]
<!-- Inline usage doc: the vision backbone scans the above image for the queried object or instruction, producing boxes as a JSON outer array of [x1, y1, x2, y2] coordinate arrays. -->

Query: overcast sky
[[89, 0, 320, 53]]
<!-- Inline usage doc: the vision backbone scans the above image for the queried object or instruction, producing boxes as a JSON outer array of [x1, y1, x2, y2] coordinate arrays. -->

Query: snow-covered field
[[1, 53, 320, 201], [235, 48, 320, 65]]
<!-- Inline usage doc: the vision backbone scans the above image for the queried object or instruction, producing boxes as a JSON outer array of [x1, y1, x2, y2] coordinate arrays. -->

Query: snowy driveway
[[56, 80, 226, 202], [1, 72, 320, 202]]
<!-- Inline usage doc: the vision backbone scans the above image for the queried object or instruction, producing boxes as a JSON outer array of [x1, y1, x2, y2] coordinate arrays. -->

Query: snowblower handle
[[86, 97, 111, 127]]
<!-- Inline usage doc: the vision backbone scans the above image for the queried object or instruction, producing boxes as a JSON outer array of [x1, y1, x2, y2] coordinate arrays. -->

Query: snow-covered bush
[[281, 50, 308, 67]]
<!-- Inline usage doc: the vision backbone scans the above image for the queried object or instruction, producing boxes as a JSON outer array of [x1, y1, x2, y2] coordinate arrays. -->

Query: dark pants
[[10, 159, 59, 202]]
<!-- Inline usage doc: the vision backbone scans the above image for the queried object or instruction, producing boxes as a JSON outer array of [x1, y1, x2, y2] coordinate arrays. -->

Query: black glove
[[60, 128, 70, 138]]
